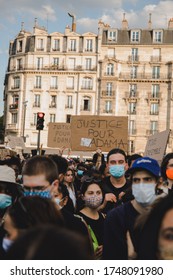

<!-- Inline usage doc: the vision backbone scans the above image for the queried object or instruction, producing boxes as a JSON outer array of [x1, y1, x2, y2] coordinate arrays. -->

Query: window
[[106, 83, 112, 96], [128, 102, 136, 114], [67, 77, 74, 89], [67, 96, 73, 108], [17, 59, 22, 70], [51, 76, 58, 89], [106, 63, 114, 75], [69, 58, 76, 69], [128, 120, 136, 135], [152, 66, 160, 79], [33, 95, 40, 107], [108, 31, 117, 41], [13, 77, 20, 89], [150, 121, 158, 134], [17, 40, 23, 52], [131, 31, 140, 42], [152, 84, 160, 98], [36, 58, 43, 70], [50, 114, 56, 123], [128, 140, 135, 153], [86, 58, 92, 70], [130, 84, 137, 97], [35, 76, 42, 88], [105, 101, 112, 113], [85, 39, 93, 51], [82, 77, 92, 89], [53, 57, 59, 66], [131, 66, 137, 78], [50, 96, 56, 108], [69, 39, 76, 51], [37, 39, 44, 50], [53, 39, 60, 51], [66, 114, 71, 123], [131, 48, 138, 62], [153, 31, 162, 43], [150, 103, 159, 115], [11, 113, 18, 124], [83, 98, 90, 111]]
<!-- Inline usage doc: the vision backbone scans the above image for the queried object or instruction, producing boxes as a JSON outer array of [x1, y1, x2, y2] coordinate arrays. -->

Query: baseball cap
[[0, 165, 16, 183], [128, 156, 161, 178]]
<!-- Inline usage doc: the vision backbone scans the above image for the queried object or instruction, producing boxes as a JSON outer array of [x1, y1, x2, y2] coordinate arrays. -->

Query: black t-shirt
[[102, 176, 133, 213], [78, 212, 105, 245]]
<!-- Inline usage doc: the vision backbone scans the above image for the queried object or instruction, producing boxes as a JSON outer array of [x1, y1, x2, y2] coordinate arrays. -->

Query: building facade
[[3, 16, 173, 154]]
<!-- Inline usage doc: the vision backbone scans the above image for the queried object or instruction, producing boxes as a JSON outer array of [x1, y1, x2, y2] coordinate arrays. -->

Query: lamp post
[[22, 101, 28, 142]]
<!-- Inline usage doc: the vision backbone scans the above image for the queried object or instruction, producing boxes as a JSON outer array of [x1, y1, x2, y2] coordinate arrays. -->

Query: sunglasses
[[81, 176, 102, 183]]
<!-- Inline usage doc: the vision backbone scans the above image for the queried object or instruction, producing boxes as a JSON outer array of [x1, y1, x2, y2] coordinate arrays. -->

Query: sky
[[0, 0, 173, 115]]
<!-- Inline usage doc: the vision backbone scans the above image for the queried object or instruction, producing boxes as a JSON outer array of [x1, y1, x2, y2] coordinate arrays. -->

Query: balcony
[[127, 110, 136, 115], [104, 72, 114, 76], [128, 55, 139, 63], [85, 48, 93, 52], [36, 48, 44, 51], [124, 91, 138, 100], [103, 109, 113, 114], [129, 129, 137, 135], [33, 102, 40, 108], [101, 91, 115, 98], [81, 86, 93, 90], [150, 56, 162, 63], [50, 85, 58, 90], [146, 130, 158, 136], [65, 105, 73, 109], [7, 124, 17, 130], [11, 86, 20, 90], [119, 73, 168, 80], [52, 48, 60, 51], [49, 102, 56, 108], [150, 111, 159, 115], [9, 103, 18, 110], [147, 92, 161, 102]]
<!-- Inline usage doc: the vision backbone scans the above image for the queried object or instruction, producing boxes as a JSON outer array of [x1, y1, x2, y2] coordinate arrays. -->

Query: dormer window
[[131, 30, 140, 43], [153, 30, 163, 43], [108, 30, 117, 41]]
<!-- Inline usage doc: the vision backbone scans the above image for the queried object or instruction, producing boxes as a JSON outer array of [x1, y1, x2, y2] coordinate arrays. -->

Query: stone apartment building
[[3, 15, 173, 154]]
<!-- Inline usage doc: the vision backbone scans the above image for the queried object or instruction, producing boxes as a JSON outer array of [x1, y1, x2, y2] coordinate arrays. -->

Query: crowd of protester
[[0, 148, 173, 260]]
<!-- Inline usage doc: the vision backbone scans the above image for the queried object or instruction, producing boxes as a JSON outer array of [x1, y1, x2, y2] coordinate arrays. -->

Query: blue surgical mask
[[0, 194, 12, 209], [109, 165, 125, 178], [77, 170, 84, 176], [54, 197, 63, 209], [2, 238, 14, 252], [24, 190, 51, 199], [132, 183, 156, 206]]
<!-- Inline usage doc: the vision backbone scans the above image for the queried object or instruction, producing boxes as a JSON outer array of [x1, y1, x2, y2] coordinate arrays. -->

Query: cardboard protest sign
[[144, 129, 170, 162], [71, 116, 128, 152], [6, 136, 25, 149], [47, 123, 71, 148]]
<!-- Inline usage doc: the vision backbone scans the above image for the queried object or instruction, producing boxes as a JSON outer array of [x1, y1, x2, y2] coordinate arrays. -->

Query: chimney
[[168, 18, 173, 29], [122, 13, 128, 29], [68, 13, 76, 32], [148, 13, 152, 29], [65, 25, 71, 35]]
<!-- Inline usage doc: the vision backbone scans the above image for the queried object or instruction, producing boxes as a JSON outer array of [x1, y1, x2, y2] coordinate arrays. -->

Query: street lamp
[[22, 101, 28, 142]]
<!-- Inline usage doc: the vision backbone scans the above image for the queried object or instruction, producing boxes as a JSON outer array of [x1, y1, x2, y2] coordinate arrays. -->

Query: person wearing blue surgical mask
[[22, 156, 59, 199], [100, 148, 133, 214], [103, 156, 161, 260]]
